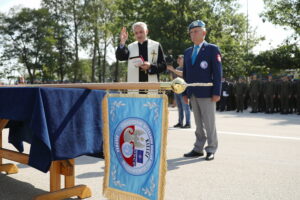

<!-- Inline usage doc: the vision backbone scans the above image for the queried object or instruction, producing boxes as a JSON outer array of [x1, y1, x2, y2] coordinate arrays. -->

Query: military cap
[[188, 20, 205, 30]]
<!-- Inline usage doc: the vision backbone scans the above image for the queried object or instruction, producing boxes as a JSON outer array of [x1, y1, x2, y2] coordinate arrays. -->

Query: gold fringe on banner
[[102, 93, 168, 200]]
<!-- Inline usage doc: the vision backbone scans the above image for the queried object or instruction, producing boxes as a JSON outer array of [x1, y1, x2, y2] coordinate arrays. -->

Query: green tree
[[255, 44, 300, 71], [262, 0, 299, 39], [255, 0, 300, 72], [0, 8, 57, 83], [113, 0, 260, 79], [42, 0, 74, 82]]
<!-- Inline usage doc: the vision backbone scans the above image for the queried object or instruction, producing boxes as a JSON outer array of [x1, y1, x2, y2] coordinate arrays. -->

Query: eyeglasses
[[189, 30, 202, 34]]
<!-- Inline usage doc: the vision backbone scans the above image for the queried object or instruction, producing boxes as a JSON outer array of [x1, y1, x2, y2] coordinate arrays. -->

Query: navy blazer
[[183, 41, 222, 98]]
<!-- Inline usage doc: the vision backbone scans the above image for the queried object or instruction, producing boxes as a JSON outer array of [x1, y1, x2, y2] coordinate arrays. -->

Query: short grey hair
[[132, 22, 148, 32]]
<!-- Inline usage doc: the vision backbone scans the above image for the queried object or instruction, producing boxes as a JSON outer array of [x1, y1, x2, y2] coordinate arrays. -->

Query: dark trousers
[[280, 96, 289, 113], [250, 94, 259, 112], [219, 96, 228, 111], [235, 95, 244, 111], [296, 97, 300, 113], [264, 95, 274, 113]]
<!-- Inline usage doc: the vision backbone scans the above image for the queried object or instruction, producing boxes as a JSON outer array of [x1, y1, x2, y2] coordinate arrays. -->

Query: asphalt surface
[[1, 108, 300, 200]]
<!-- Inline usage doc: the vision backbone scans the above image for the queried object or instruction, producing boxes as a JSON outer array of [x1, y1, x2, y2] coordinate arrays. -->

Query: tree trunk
[[97, 42, 102, 82], [102, 37, 107, 82], [91, 28, 98, 82], [72, 2, 79, 82]]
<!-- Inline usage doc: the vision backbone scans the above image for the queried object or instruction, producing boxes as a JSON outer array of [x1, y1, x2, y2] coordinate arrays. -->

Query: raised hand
[[120, 27, 128, 45]]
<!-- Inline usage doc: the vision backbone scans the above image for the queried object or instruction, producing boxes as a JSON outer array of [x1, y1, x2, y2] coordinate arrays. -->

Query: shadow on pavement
[[77, 171, 104, 179], [167, 157, 205, 171], [16, 163, 30, 169], [75, 155, 103, 165], [0, 174, 46, 200]]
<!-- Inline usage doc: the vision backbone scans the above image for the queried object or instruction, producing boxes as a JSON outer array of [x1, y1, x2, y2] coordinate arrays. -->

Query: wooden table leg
[[34, 159, 92, 200], [62, 159, 75, 188], [0, 119, 92, 199], [50, 161, 61, 192], [0, 119, 9, 166], [0, 119, 18, 174]]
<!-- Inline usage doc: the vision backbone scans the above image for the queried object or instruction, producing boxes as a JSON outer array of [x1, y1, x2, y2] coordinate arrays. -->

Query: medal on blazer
[[200, 61, 208, 69]]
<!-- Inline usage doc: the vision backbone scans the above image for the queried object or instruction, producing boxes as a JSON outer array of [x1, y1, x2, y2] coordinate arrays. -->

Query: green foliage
[[3, 0, 288, 82], [0, 8, 58, 83], [256, 0, 300, 73], [262, 0, 299, 36], [255, 43, 300, 70], [114, 0, 260, 79]]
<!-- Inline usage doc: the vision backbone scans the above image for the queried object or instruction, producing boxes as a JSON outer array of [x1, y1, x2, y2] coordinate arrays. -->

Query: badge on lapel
[[200, 61, 208, 69]]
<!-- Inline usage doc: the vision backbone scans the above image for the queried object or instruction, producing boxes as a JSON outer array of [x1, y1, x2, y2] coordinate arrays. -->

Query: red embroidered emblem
[[217, 54, 221, 62]]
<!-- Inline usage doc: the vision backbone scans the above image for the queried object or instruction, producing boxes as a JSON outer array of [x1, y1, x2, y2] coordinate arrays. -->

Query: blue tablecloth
[[0, 87, 106, 172]]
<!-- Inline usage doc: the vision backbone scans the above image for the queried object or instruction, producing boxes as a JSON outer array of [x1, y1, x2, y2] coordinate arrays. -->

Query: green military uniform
[[278, 78, 292, 114], [273, 80, 281, 113], [249, 79, 261, 113], [234, 80, 247, 112], [263, 79, 276, 113], [295, 80, 300, 115], [289, 80, 297, 113]]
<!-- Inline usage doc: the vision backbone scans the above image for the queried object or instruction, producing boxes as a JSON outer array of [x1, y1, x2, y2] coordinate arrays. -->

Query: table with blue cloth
[[0, 87, 106, 199]]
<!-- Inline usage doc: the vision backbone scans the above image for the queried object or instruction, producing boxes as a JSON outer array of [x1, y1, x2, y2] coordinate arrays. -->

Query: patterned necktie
[[191, 45, 199, 65]]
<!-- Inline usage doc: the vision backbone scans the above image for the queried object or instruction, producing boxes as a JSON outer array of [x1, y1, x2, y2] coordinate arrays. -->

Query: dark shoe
[[184, 150, 204, 157], [182, 124, 191, 128], [173, 123, 183, 128], [205, 153, 214, 161]]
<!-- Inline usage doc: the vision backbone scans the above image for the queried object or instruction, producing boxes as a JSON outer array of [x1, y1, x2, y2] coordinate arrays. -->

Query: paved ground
[[1, 108, 300, 200]]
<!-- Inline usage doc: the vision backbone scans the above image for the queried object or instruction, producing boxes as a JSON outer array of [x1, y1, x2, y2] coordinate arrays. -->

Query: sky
[[0, 0, 294, 55]]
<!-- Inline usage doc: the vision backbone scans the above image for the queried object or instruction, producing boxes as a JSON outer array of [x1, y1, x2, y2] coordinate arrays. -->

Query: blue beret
[[189, 20, 205, 30]]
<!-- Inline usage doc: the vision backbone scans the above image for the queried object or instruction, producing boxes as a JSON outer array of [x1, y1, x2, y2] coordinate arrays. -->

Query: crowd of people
[[217, 74, 300, 115]]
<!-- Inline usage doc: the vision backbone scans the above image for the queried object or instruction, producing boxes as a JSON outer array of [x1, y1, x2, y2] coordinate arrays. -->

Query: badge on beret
[[217, 54, 221, 62], [200, 61, 208, 69]]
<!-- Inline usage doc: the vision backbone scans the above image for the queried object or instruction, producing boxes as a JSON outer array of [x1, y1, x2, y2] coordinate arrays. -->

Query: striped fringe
[[104, 188, 148, 200], [157, 94, 168, 200]]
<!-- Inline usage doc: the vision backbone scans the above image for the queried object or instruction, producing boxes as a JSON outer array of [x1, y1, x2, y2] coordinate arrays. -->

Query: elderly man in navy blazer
[[183, 20, 222, 161]]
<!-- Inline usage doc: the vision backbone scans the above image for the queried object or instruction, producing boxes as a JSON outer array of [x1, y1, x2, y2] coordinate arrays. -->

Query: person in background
[[263, 74, 276, 113], [234, 76, 247, 112], [249, 73, 261, 113], [218, 77, 230, 111], [167, 55, 191, 128]]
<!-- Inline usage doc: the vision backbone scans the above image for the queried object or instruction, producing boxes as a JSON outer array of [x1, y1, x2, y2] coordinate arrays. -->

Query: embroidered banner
[[103, 93, 168, 200]]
